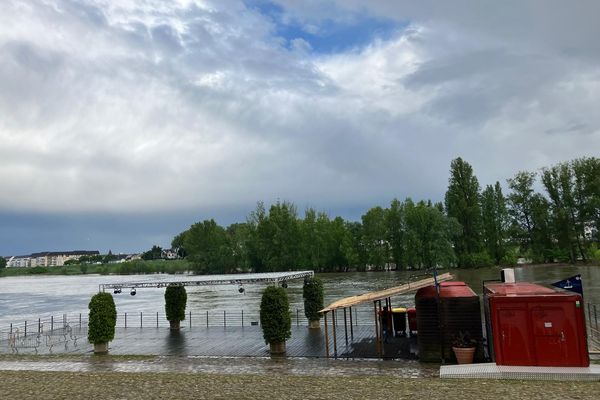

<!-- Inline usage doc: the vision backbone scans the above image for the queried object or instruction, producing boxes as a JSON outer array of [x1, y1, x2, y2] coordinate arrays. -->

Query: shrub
[[165, 284, 187, 323], [303, 277, 324, 321], [88, 292, 117, 344], [260, 286, 291, 344]]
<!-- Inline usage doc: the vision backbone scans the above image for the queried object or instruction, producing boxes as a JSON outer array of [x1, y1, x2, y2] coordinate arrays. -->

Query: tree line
[[171, 156, 600, 273]]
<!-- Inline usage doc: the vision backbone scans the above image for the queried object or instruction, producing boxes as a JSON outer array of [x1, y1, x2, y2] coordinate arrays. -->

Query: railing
[[1, 308, 378, 339], [586, 302, 600, 351]]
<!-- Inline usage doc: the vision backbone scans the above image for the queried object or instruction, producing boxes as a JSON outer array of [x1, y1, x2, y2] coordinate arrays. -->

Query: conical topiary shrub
[[165, 284, 187, 331], [260, 286, 291, 354], [303, 277, 324, 329], [88, 292, 117, 354]]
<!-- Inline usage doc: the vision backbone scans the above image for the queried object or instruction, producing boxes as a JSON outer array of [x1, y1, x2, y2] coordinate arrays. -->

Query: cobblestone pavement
[[0, 369, 598, 400]]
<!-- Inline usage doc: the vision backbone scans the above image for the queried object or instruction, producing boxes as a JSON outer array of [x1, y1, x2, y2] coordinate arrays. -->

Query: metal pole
[[343, 308, 349, 346], [241, 310, 244, 327], [51, 316, 54, 331], [374, 301, 380, 356], [324, 312, 330, 358], [332, 310, 337, 357], [589, 303, 593, 325], [24, 320, 27, 336], [157, 312, 159, 328], [125, 312, 127, 328], [594, 305, 598, 329], [224, 310, 226, 327], [296, 309, 299, 327], [189, 311, 192, 329], [10, 323, 12, 334], [355, 308, 358, 326], [349, 306, 354, 339], [140, 312, 143, 328], [206, 311, 209, 327], [79, 313, 82, 329], [38, 318, 41, 333]]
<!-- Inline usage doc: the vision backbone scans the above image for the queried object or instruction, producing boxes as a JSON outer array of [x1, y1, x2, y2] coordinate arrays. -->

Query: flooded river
[[1, 265, 598, 328]]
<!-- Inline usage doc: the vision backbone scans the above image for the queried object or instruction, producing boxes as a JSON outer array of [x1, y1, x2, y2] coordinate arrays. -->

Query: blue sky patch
[[246, 0, 404, 54]]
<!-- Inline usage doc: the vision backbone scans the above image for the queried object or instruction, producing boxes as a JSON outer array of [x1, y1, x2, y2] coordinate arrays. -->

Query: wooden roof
[[320, 272, 454, 312]]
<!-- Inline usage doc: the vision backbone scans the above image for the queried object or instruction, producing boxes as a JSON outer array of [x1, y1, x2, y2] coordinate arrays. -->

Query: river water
[[0, 265, 598, 329]]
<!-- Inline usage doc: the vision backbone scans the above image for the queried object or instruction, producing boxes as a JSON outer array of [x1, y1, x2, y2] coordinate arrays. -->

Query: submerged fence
[[586, 302, 600, 351]]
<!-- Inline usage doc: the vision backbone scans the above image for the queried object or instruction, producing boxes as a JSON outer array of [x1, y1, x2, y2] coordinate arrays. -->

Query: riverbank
[[1, 368, 598, 400]]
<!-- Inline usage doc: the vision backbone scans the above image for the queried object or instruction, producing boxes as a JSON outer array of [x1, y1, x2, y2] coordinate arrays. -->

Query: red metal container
[[485, 283, 589, 367], [407, 307, 417, 334]]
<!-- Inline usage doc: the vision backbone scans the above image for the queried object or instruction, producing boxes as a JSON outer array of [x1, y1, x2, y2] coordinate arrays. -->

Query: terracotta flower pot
[[452, 346, 476, 364], [308, 320, 320, 329], [93, 342, 108, 354], [269, 341, 286, 355]]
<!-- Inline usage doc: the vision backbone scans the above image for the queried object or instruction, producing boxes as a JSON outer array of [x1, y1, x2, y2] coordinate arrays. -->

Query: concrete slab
[[440, 362, 600, 381]]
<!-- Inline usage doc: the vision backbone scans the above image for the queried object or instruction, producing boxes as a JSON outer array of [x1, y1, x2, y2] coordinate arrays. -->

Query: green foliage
[[481, 182, 510, 264], [445, 157, 484, 266], [0, 258, 6, 269], [88, 292, 117, 344], [142, 245, 163, 261], [303, 277, 324, 321], [260, 286, 291, 344], [29, 266, 49, 274], [461, 251, 494, 268], [164, 285, 187, 322]]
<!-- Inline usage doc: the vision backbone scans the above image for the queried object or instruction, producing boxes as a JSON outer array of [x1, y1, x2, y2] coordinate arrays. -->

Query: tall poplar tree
[[445, 157, 484, 266]]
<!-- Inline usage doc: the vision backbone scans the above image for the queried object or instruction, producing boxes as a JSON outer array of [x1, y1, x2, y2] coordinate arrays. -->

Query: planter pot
[[453, 346, 476, 364], [169, 320, 181, 331], [269, 341, 286, 355], [308, 320, 320, 329], [93, 342, 108, 354]]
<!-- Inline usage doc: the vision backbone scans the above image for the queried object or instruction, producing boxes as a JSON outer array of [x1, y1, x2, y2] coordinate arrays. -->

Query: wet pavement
[[0, 355, 439, 378]]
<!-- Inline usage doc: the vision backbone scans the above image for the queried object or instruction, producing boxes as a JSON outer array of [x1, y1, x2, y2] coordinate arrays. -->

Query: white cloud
[[1, 0, 599, 217]]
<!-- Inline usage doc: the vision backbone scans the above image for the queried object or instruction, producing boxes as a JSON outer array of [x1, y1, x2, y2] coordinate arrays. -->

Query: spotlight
[[113, 288, 122, 294], [281, 282, 288, 289], [130, 288, 136, 296]]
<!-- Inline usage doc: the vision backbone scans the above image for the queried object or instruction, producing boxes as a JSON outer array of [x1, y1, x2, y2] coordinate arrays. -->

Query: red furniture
[[407, 307, 417, 334], [484, 283, 589, 367]]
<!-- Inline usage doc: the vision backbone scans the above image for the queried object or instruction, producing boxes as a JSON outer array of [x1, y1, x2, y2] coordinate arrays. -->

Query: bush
[[88, 292, 117, 344], [461, 251, 494, 268], [260, 286, 291, 344], [165, 284, 187, 323], [303, 277, 324, 321]]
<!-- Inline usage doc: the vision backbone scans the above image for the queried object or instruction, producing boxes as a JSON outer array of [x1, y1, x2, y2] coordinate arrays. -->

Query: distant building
[[6, 250, 100, 268]]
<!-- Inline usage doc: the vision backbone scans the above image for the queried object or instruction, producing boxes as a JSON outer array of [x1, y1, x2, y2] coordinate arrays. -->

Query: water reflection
[[0, 265, 598, 327]]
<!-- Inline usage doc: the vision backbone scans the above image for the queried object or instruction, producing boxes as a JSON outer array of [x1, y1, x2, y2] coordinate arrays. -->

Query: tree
[[142, 245, 163, 261], [164, 285, 187, 331], [445, 157, 484, 266], [260, 286, 291, 354], [0, 257, 6, 269], [386, 199, 406, 270], [303, 277, 324, 328], [255, 201, 301, 271], [481, 182, 510, 264], [361, 206, 389, 270], [88, 292, 117, 354], [184, 220, 233, 274]]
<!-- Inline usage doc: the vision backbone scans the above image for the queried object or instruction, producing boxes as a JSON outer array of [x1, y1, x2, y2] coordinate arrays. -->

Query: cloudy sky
[[1, 0, 600, 255]]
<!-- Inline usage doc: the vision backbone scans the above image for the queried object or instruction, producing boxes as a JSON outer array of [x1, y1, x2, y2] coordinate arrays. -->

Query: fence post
[[79, 313, 82, 329], [241, 310, 244, 327], [206, 311, 209, 327], [189, 311, 192, 329], [224, 310, 226, 327], [595, 305, 598, 329], [125, 312, 127, 329], [24, 320, 27, 337], [296, 309, 299, 327], [157, 312, 159, 328], [51, 316, 54, 331], [589, 303, 593, 325], [38, 318, 41, 333], [10, 323, 12, 334], [140, 312, 143, 328], [63, 314, 66, 327]]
